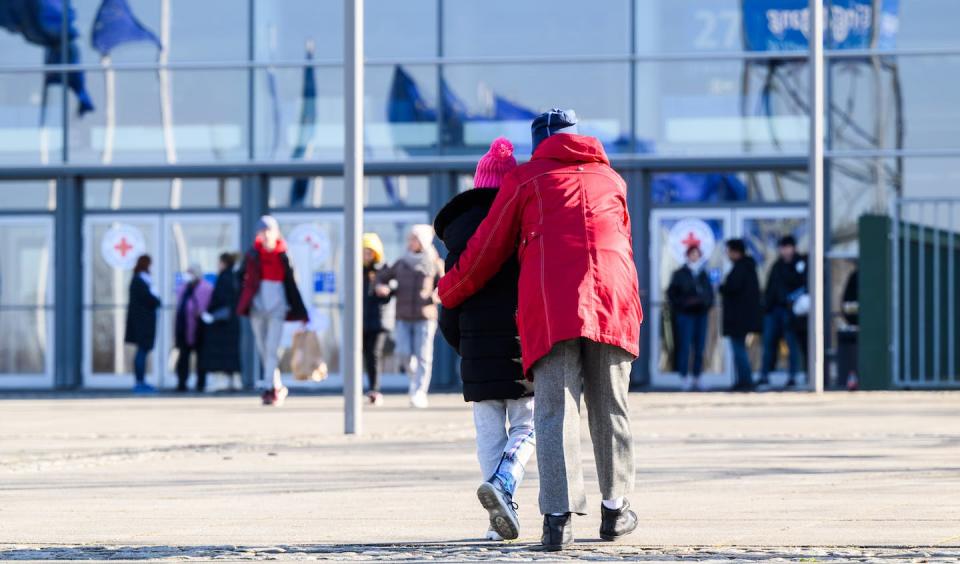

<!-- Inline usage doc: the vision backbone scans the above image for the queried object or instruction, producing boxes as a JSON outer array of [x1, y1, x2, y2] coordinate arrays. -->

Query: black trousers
[[362, 331, 387, 393], [176, 346, 207, 391]]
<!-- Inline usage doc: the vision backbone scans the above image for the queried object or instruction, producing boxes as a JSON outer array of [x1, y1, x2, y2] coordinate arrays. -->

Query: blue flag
[[290, 46, 318, 207], [387, 66, 437, 123], [0, 0, 94, 116], [91, 0, 160, 56]]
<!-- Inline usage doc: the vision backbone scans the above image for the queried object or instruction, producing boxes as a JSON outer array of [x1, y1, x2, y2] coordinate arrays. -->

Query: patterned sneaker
[[484, 527, 504, 541], [477, 481, 520, 540]]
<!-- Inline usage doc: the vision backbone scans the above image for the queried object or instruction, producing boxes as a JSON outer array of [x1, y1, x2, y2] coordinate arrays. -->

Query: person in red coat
[[438, 109, 643, 551], [237, 215, 309, 406]]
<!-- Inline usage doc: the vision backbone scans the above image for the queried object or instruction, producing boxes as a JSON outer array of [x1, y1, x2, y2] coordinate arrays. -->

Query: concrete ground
[[1, 391, 958, 561]]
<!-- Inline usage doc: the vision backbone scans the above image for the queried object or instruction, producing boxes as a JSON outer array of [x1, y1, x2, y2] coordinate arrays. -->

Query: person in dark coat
[[759, 235, 807, 388], [434, 137, 535, 543], [174, 263, 213, 393], [719, 239, 762, 391], [667, 245, 715, 392], [200, 253, 243, 390], [124, 254, 161, 393], [362, 233, 391, 406]]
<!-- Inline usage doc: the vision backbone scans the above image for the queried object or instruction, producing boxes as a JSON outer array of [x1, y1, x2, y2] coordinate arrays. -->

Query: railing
[[891, 197, 960, 388]]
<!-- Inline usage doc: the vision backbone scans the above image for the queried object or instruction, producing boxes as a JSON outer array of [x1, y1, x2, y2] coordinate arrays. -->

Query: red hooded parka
[[438, 134, 643, 375]]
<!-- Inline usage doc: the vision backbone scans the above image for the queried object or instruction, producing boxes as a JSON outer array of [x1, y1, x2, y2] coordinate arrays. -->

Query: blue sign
[[313, 271, 336, 294], [743, 0, 899, 51]]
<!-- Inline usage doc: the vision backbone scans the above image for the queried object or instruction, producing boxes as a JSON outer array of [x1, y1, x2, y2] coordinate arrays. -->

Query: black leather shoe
[[541, 513, 573, 551], [599, 499, 638, 541]]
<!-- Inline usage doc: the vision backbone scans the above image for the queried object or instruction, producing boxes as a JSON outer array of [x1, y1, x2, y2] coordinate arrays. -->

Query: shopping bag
[[290, 329, 328, 382]]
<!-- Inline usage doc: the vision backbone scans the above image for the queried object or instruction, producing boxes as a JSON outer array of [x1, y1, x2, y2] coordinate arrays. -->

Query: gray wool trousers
[[533, 338, 636, 515]]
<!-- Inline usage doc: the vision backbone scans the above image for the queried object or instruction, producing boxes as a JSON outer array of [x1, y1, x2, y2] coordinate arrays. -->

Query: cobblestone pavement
[[1, 392, 958, 560], [2, 543, 960, 562]]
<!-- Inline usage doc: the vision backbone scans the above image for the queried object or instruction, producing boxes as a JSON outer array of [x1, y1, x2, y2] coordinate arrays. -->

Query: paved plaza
[[1, 391, 958, 561]]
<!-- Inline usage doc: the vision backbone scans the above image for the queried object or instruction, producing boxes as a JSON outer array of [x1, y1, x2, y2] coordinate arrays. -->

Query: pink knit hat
[[473, 137, 517, 189]]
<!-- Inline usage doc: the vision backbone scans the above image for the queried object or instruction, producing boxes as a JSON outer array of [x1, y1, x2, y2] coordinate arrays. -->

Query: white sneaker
[[484, 527, 504, 541], [409, 393, 429, 409]]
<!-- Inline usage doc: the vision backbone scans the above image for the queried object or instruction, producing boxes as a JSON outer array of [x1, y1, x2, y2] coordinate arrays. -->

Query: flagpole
[[158, 0, 182, 210], [343, 0, 364, 435]]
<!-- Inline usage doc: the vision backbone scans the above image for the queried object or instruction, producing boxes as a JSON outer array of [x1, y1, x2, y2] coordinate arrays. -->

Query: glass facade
[[1, 0, 959, 388]]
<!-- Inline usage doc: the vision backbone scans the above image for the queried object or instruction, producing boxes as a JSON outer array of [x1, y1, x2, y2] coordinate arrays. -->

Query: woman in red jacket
[[439, 109, 643, 551], [237, 215, 308, 406]]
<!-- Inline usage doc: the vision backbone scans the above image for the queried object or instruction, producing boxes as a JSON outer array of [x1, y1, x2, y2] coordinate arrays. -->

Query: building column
[[54, 176, 83, 389], [239, 174, 269, 389], [627, 169, 653, 389], [429, 171, 459, 391]]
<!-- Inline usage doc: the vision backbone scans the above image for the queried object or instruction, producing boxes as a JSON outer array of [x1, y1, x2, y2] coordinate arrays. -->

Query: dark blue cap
[[531, 108, 578, 151]]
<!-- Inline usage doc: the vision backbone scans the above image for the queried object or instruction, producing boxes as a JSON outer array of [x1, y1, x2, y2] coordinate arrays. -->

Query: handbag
[[290, 329, 328, 382]]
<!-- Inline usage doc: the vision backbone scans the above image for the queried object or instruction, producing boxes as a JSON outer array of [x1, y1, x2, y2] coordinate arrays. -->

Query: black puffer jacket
[[201, 268, 242, 374], [434, 189, 529, 402], [363, 263, 391, 333], [667, 264, 715, 315]]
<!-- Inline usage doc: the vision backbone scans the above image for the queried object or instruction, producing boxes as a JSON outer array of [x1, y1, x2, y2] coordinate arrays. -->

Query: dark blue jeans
[[760, 307, 801, 381], [675, 312, 708, 377], [729, 335, 752, 388], [134, 347, 149, 384]]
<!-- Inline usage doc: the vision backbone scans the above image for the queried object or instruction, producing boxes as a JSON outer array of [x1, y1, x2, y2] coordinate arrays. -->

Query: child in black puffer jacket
[[434, 138, 535, 542]]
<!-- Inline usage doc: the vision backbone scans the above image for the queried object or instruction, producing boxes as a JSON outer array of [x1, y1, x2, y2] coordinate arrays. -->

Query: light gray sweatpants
[[473, 397, 536, 497], [250, 281, 287, 390], [532, 338, 635, 515]]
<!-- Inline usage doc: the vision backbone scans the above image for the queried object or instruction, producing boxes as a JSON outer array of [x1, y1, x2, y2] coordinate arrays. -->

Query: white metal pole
[[809, 0, 826, 394], [343, 0, 364, 434]]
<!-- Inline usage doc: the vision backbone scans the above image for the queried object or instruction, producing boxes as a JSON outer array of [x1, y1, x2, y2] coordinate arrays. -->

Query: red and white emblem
[[101, 224, 147, 270], [667, 218, 716, 265]]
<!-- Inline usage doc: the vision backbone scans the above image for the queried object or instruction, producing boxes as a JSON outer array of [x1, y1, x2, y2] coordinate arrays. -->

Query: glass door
[[733, 207, 809, 388], [159, 215, 240, 390], [650, 209, 732, 389], [0, 216, 55, 388], [84, 215, 162, 388], [271, 210, 428, 390], [83, 214, 240, 389]]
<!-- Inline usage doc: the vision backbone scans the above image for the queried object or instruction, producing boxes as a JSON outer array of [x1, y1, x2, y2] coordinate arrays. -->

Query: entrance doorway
[[649, 207, 808, 389], [83, 214, 239, 389]]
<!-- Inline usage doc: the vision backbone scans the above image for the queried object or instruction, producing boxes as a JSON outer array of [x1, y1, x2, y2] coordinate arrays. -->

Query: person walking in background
[[200, 253, 243, 391], [237, 216, 309, 406], [439, 109, 643, 551], [125, 254, 161, 394], [362, 233, 391, 406], [666, 245, 714, 392], [435, 137, 535, 542], [719, 239, 762, 391], [375, 224, 444, 409], [174, 263, 213, 392], [759, 235, 806, 389]]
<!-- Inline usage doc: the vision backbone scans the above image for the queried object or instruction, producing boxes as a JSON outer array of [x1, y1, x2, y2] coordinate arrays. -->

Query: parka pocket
[[518, 229, 541, 261]]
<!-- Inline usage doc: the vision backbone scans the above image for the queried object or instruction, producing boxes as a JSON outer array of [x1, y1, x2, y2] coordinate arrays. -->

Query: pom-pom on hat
[[473, 137, 518, 189]]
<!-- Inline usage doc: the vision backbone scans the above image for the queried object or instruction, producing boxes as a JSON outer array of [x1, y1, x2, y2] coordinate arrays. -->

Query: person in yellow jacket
[[362, 233, 391, 406]]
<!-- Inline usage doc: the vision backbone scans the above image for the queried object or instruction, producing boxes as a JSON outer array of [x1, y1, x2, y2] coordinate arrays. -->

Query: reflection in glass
[[655, 217, 725, 376], [0, 220, 53, 376], [69, 70, 247, 164], [443, 0, 629, 57], [269, 176, 429, 209], [85, 178, 240, 210], [0, 73, 64, 165], [442, 63, 630, 155], [652, 170, 808, 204], [0, 309, 49, 375]]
